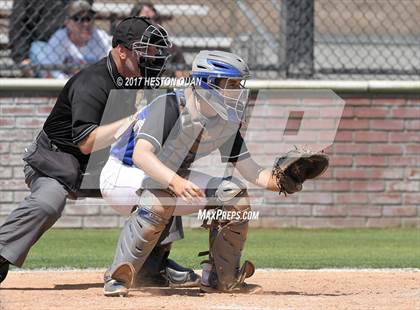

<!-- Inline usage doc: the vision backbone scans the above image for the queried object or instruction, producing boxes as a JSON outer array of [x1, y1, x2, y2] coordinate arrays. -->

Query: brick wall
[[0, 94, 419, 228]]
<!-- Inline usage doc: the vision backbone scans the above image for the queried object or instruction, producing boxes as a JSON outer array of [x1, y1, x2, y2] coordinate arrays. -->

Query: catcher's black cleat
[[135, 258, 201, 288], [0, 256, 10, 284]]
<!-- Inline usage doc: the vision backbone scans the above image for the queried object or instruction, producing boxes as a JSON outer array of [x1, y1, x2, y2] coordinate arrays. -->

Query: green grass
[[19, 228, 420, 270]]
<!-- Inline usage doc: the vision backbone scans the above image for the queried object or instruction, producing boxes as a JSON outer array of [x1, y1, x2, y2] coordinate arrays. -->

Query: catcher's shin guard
[[202, 177, 254, 292], [108, 190, 175, 278]]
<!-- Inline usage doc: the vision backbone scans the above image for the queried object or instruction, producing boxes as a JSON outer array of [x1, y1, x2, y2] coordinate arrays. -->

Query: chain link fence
[[0, 0, 419, 79]]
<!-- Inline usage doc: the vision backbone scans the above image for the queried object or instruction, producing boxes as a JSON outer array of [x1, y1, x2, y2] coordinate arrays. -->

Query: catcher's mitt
[[272, 148, 329, 195]]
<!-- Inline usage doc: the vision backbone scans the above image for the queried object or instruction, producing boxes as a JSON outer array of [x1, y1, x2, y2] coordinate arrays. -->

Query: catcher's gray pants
[[0, 164, 183, 268]]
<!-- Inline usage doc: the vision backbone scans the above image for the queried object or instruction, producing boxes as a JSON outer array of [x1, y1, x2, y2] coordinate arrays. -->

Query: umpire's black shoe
[[0, 256, 10, 284]]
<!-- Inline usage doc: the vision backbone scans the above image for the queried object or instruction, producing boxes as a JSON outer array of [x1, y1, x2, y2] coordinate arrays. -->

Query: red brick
[[347, 206, 382, 217], [387, 181, 419, 192], [320, 107, 351, 118], [355, 132, 388, 142], [369, 120, 404, 130], [316, 181, 351, 192], [13, 167, 25, 179], [401, 218, 420, 228], [36, 106, 54, 114], [0, 180, 26, 190], [335, 168, 404, 180], [0, 167, 13, 178], [387, 156, 418, 166], [250, 206, 276, 216], [260, 217, 296, 228], [0, 154, 25, 166], [0, 143, 10, 153], [389, 132, 420, 143], [245, 118, 266, 130], [313, 205, 347, 216], [351, 181, 385, 192], [403, 193, 420, 205], [368, 168, 404, 179], [297, 217, 365, 229], [392, 108, 420, 118], [0, 118, 15, 127], [304, 119, 337, 130], [405, 120, 420, 131], [406, 169, 420, 180], [0, 191, 13, 203], [335, 169, 369, 179], [329, 156, 353, 167], [276, 205, 312, 216], [335, 193, 369, 204], [284, 119, 301, 131], [366, 218, 401, 228], [15, 97, 50, 104], [371, 98, 406, 106], [264, 193, 298, 204], [382, 206, 417, 217], [355, 156, 387, 167], [370, 144, 403, 155], [405, 144, 420, 154], [407, 99, 420, 106], [338, 119, 369, 130], [334, 143, 370, 154], [354, 107, 390, 118], [16, 117, 45, 128], [345, 98, 371, 106], [1, 105, 36, 115], [333, 131, 353, 142], [0, 129, 38, 141], [370, 193, 401, 205], [298, 192, 333, 204]]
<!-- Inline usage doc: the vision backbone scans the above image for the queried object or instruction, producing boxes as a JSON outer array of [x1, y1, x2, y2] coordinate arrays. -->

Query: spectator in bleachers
[[9, 0, 94, 77], [130, 2, 187, 77], [32, 0, 111, 79]]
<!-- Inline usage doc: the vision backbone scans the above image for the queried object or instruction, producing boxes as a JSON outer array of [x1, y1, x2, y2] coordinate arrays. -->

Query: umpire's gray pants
[[0, 164, 183, 268]]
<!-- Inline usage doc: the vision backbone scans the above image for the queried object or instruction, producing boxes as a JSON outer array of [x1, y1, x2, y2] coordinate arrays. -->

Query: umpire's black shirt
[[43, 52, 130, 169]]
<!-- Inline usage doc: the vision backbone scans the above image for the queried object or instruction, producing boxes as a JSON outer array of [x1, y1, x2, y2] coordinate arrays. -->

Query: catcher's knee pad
[[110, 190, 175, 275], [204, 177, 252, 291]]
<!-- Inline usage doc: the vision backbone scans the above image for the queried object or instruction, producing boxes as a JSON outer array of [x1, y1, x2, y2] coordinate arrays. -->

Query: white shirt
[[40, 27, 111, 79]]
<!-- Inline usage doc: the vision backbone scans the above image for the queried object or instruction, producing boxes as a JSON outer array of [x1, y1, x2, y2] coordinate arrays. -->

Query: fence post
[[283, 0, 314, 78]]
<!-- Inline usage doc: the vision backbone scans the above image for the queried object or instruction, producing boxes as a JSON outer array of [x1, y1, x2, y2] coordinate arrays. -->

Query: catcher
[[101, 50, 329, 296]]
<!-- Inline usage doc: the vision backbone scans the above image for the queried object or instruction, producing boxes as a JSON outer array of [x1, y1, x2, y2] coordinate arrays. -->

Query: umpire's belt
[[23, 130, 82, 193]]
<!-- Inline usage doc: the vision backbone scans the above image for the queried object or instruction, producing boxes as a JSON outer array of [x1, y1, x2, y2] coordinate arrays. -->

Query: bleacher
[[0, 1, 240, 77]]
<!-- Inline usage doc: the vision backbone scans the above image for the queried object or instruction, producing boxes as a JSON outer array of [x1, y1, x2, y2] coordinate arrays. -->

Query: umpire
[[0, 17, 198, 287]]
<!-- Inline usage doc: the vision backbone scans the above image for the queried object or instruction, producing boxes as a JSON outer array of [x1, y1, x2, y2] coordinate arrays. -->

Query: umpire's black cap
[[112, 16, 153, 49]]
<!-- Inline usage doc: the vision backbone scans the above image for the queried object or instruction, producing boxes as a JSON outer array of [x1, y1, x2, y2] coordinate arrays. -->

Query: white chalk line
[[9, 268, 420, 273]]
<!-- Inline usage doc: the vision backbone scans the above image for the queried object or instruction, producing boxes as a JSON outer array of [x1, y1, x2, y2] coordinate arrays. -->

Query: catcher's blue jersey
[[110, 92, 178, 166]]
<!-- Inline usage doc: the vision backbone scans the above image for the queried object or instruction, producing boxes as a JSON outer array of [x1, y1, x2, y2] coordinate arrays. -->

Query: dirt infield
[[0, 269, 419, 310]]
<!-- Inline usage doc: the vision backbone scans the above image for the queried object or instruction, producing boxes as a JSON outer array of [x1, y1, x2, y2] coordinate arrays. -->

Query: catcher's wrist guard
[[272, 147, 329, 196]]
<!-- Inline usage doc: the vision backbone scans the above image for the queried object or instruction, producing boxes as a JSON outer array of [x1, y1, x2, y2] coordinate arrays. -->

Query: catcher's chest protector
[[158, 95, 239, 172]]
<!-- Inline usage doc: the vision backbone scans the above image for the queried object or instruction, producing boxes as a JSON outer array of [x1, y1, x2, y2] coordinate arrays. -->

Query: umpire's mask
[[132, 24, 172, 79]]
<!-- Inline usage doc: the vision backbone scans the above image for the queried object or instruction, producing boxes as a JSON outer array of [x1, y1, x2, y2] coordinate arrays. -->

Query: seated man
[[100, 50, 312, 296], [31, 0, 111, 78]]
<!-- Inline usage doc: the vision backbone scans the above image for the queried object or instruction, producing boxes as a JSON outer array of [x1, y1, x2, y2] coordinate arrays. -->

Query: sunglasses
[[71, 15, 94, 23]]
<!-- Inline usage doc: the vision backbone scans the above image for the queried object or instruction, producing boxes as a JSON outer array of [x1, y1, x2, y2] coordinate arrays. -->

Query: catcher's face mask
[[131, 24, 172, 78], [195, 77, 250, 123]]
